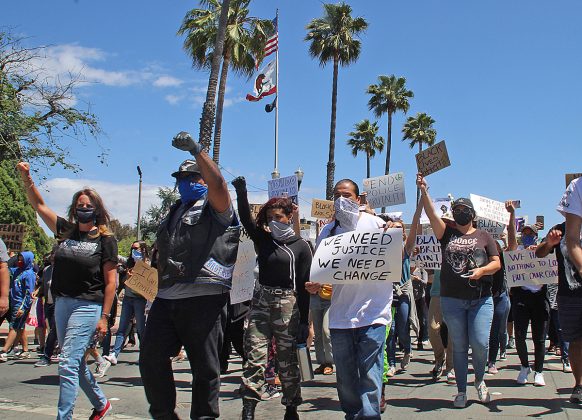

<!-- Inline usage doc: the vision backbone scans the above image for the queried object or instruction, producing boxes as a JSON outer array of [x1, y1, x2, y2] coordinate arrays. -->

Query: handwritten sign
[[383, 211, 403, 222], [470, 194, 510, 225], [249, 203, 262, 220], [230, 239, 257, 304], [476, 217, 506, 240], [309, 228, 402, 284], [268, 175, 298, 203], [565, 173, 582, 188], [363, 172, 406, 209], [420, 197, 451, 224], [504, 249, 558, 287], [415, 141, 451, 176], [0, 224, 26, 252], [125, 260, 158, 301], [311, 199, 334, 219], [414, 235, 442, 269]]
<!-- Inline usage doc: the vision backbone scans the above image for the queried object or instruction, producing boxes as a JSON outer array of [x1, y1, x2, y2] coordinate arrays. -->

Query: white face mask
[[268, 220, 295, 242], [334, 196, 359, 232]]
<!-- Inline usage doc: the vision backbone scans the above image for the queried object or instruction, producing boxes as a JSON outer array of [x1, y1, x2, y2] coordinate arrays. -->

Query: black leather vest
[[156, 198, 240, 289]]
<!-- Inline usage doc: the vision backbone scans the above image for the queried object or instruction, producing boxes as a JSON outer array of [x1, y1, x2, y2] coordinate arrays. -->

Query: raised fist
[[172, 131, 202, 156], [231, 176, 247, 191]]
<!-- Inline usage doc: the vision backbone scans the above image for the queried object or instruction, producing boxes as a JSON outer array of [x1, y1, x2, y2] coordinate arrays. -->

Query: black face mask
[[453, 211, 473, 227], [76, 207, 95, 224]]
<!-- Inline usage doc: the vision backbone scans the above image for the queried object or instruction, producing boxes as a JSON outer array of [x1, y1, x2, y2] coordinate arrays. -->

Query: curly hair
[[255, 197, 294, 228], [66, 188, 113, 238]]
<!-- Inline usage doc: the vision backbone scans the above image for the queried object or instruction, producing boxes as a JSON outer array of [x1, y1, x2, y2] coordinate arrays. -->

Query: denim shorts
[[558, 295, 582, 342], [9, 308, 29, 330]]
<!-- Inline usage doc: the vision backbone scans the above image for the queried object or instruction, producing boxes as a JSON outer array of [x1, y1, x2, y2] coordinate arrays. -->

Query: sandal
[[323, 364, 334, 375]]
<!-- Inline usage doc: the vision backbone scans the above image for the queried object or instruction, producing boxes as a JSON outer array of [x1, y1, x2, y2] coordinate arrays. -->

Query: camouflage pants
[[241, 288, 302, 406]]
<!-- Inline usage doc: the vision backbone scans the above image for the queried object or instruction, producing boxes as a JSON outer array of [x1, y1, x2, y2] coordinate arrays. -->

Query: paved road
[[0, 342, 580, 419]]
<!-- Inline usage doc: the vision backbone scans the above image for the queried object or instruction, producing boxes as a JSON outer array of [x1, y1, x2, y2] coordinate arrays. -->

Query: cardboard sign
[[249, 203, 262, 220], [311, 199, 334, 219], [415, 141, 451, 176], [470, 194, 510, 225], [230, 239, 257, 304], [414, 235, 441, 269], [268, 175, 298, 203], [0, 224, 26, 253], [363, 172, 406, 209], [476, 217, 506, 240], [504, 249, 558, 287], [565, 173, 582, 188], [125, 260, 158, 301], [309, 228, 402, 284], [420, 197, 451, 224]]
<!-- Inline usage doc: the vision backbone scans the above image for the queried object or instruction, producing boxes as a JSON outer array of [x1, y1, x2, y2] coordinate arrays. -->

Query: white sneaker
[[475, 380, 491, 404], [446, 370, 456, 384], [516, 366, 531, 384], [103, 354, 118, 365], [563, 360, 573, 373], [534, 371, 545, 386], [453, 392, 467, 408], [0, 353, 7, 363], [95, 360, 111, 378]]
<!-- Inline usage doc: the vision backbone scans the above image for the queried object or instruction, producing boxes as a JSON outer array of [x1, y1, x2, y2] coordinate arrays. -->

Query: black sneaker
[[284, 406, 300, 420], [571, 385, 582, 404], [432, 360, 444, 380]]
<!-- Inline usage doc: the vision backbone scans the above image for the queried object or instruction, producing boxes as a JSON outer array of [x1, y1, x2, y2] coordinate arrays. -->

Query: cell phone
[[511, 200, 521, 209], [460, 271, 474, 278], [536, 215, 544, 230]]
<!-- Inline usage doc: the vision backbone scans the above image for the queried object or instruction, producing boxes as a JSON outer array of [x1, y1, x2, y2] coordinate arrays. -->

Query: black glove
[[295, 322, 309, 345], [231, 176, 247, 192]]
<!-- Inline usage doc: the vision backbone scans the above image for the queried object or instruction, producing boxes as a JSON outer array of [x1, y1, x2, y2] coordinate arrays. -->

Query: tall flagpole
[[272, 9, 280, 179]]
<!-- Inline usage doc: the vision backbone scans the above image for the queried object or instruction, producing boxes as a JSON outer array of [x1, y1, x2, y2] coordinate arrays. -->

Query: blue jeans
[[388, 295, 411, 358], [441, 296, 493, 393], [111, 296, 146, 358], [331, 324, 386, 420], [489, 292, 510, 363], [55, 297, 107, 420]]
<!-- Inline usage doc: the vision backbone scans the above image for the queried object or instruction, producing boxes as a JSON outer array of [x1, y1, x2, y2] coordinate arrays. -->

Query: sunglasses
[[452, 207, 472, 215]]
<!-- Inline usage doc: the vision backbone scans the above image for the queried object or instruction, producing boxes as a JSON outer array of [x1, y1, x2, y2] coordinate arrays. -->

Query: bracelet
[[101, 313, 110, 319]]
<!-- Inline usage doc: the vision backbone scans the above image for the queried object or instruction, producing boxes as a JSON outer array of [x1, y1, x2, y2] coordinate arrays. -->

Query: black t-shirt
[[51, 217, 118, 303], [492, 253, 507, 297], [546, 222, 582, 297], [439, 226, 499, 300]]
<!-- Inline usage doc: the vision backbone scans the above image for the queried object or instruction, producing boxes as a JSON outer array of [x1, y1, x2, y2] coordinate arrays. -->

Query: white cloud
[[164, 94, 184, 105], [153, 75, 184, 88]]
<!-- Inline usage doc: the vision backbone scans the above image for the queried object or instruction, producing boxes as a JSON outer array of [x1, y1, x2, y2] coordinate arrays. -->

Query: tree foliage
[[139, 187, 179, 242], [346, 119, 384, 178], [0, 30, 104, 175]]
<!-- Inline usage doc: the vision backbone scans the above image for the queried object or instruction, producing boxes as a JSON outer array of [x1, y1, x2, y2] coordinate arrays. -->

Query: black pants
[[513, 289, 549, 372], [43, 303, 57, 359], [220, 315, 246, 372], [139, 294, 228, 420], [415, 297, 429, 341]]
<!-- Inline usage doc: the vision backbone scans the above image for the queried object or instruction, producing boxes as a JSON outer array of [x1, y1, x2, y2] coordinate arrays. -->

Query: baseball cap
[[451, 197, 475, 211], [171, 159, 201, 178], [520, 224, 538, 235]]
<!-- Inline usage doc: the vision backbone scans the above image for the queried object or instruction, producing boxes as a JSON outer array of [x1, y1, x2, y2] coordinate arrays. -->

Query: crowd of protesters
[[1, 133, 581, 420]]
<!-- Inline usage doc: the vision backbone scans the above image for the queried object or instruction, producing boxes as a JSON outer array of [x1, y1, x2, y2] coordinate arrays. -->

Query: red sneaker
[[89, 400, 111, 420]]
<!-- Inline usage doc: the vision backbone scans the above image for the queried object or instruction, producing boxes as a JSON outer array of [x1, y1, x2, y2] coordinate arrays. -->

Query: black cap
[[171, 159, 201, 178], [452, 197, 475, 211]]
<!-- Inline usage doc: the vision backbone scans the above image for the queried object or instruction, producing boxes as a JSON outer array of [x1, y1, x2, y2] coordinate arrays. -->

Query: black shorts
[[558, 295, 582, 342]]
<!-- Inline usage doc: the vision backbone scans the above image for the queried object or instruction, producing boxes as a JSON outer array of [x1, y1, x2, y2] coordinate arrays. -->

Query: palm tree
[[367, 75, 413, 176], [179, 0, 272, 164], [347, 119, 384, 178], [305, 2, 368, 200], [402, 112, 436, 202]]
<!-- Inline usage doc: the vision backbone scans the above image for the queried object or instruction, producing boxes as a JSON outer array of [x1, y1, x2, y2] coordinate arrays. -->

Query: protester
[[0, 239, 9, 319], [35, 248, 59, 367], [0, 251, 36, 361], [310, 283, 334, 376], [306, 179, 393, 419], [220, 299, 250, 374], [417, 173, 500, 408], [139, 132, 240, 419], [16, 161, 117, 420]]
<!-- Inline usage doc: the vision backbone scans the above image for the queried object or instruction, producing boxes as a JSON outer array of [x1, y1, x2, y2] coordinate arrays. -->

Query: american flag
[[263, 16, 278, 58]]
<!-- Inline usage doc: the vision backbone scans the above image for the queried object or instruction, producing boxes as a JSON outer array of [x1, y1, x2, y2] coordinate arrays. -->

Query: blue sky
[[3, 0, 581, 233]]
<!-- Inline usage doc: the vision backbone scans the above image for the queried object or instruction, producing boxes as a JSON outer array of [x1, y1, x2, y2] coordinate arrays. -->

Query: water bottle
[[296, 343, 314, 381]]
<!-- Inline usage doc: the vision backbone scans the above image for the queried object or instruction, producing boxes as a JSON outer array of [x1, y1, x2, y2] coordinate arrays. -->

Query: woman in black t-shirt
[[418, 174, 501, 409], [17, 162, 117, 420]]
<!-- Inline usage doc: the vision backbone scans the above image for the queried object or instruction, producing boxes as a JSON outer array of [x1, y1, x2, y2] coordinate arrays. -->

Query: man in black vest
[[140, 132, 240, 419]]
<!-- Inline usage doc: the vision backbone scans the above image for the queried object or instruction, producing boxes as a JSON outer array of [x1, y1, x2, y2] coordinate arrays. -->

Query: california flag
[[246, 60, 277, 102]]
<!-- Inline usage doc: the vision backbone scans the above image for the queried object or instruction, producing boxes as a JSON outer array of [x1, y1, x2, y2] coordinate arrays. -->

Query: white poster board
[[230, 240, 257, 304], [420, 198, 451, 224], [475, 217, 507, 240], [504, 249, 559, 287], [309, 228, 402, 284], [470, 194, 510, 225], [268, 175, 299, 203], [414, 235, 442, 269], [363, 172, 406, 209]]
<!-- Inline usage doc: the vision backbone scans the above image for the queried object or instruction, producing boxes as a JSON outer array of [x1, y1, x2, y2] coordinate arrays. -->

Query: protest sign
[[363, 172, 406, 209], [565, 173, 582, 188], [268, 175, 298, 203], [415, 141, 451, 176], [309, 228, 402, 284], [414, 235, 442, 269], [383, 211, 403, 222], [504, 249, 558, 287], [125, 260, 158, 301], [470, 194, 510, 225], [476, 217, 506, 240], [420, 197, 451, 224], [0, 224, 26, 252], [515, 216, 528, 233], [311, 199, 334, 219], [230, 239, 257, 304]]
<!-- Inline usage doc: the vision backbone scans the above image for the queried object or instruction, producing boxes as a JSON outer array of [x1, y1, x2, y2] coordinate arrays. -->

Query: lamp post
[[136, 165, 143, 241], [295, 167, 304, 191], [271, 169, 280, 179]]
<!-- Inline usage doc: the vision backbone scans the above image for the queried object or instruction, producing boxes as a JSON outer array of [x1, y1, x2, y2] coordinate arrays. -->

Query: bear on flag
[[245, 60, 277, 102]]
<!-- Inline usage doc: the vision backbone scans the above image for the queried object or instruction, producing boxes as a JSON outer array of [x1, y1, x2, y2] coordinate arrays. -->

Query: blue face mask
[[178, 178, 208, 203], [522, 234, 537, 247], [131, 249, 143, 260]]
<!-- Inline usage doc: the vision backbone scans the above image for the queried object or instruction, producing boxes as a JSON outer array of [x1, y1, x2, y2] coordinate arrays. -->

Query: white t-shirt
[[316, 212, 393, 329], [557, 178, 582, 218]]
